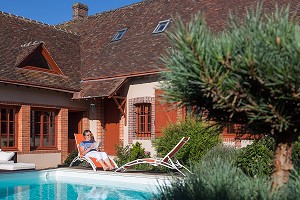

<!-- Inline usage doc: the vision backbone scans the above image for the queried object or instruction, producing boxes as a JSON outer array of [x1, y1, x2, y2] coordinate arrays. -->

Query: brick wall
[[18, 105, 30, 152], [128, 96, 155, 144], [81, 111, 89, 132], [57, 108, 68, 163], [119, 115, 125, 144]]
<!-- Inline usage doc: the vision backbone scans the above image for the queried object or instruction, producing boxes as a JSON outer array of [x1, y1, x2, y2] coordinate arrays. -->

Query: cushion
[[0, 160, 14, 164], [0, 163, 35, 170], [0, 151, 15, 161]]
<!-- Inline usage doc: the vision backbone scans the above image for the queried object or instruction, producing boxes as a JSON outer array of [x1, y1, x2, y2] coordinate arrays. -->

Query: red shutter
[[155, 89, 178, 138]]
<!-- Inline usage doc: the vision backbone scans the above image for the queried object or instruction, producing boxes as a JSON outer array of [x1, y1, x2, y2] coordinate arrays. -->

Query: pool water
[[0, 170, 164, 200], [0, 182, 152, 200]]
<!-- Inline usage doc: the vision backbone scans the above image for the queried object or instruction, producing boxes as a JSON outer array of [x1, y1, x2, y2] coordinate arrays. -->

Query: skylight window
[[153, 20, 170, 34], [111, 28, 127, 42]]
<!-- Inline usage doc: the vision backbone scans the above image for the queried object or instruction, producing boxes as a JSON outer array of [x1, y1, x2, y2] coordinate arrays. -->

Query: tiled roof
[[0, 11, 82, 92], [58, 0, 299, 98], [73, 77, 127, 99], [15, 42, 41, 67], [1, 0, 299, 97], [59, 0, 299, 80]]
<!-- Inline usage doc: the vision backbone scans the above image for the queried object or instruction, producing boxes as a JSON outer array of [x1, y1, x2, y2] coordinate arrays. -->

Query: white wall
[[126, 79, 160, 100], [18, 153, 61, 169], [241, 140, 253, 148], [123, 76, 160, 154], [0, 83, 88, 109]]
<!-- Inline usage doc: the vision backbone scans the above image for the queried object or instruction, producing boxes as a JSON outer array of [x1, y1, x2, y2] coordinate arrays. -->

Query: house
[[0, 0, 298, 169]]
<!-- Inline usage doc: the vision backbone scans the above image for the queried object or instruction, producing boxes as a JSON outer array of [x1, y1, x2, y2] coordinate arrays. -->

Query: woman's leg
[[103, 158, 114, 170], [97, 159, 109, 171], [100, 152, 114, 170], [86, 151, 109, 170]]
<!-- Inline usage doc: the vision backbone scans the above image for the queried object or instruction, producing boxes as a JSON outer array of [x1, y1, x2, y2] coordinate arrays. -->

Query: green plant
[[154, 157, 272, 200], [232, 137, 300, 177], [202, 144, 239, 165], [275, 171, 300, 200], [292, 137, 300, 171], [235, 138, 274, 177], [63, 150, 78, 166], [160, 3, 300, 188], [115, 144, 131, 166], [154, 149, 300, 200], [114, 142, 153, 170], [130, 142, 151, 161], [153, 118, 222, 165]]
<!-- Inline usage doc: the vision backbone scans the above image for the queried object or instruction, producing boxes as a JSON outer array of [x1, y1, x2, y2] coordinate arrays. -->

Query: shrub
[[63, 150, 78, 166], [114, 142, 152, 170], [292, 138, 300, 171], [202, 144, 239, 165], [130, 142, 151, 161], [154, 147, 300, 200], [275, 171, 300, 200], [234, 137, 274, 177], [114, 144, 131, 166], [153, 118, 222, 165], [233, 136, 300, 177], [154, 157, 272, 200]]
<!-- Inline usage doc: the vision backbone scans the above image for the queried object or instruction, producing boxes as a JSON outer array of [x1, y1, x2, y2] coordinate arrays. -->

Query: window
[[30, 109, 57, 150], [111, 28, 128, 41], [185, 105, 208, 120], [226, 123, 244, 134], [135, 103, 151, 137], [0, 108, 17, 149], [17, 43, 63, 75], [153, 20, 170, 34]]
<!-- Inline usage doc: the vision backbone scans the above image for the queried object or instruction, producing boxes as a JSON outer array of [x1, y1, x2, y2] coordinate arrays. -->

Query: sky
[[0, 0, 143, 25]]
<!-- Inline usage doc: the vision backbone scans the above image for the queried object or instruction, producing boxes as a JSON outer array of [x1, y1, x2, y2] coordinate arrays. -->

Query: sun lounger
[[0, 163, 36, 170], [0, 151, 36, 170], [0, 151, 15, 162], [115, 137, 192, 176], [69, 133, 118, 171]]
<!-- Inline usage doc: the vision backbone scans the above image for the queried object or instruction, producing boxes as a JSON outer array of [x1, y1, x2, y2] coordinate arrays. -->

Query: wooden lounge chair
[[69, 133, 118, 171], [115, 137, 192, 176]]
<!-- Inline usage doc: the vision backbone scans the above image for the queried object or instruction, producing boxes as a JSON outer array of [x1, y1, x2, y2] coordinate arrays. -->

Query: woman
[[79, 130, 115, 171]]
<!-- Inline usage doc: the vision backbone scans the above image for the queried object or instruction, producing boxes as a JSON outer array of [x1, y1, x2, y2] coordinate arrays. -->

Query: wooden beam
[[111, 95, 127, 125], [109, 95, 126, 99], [112, 96, 126, 116]]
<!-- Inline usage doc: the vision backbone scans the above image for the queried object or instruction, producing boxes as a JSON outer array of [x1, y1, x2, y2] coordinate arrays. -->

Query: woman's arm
[[79, 145, 93, 156]]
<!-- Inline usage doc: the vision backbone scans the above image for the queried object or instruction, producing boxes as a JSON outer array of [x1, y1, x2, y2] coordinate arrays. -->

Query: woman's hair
[[82, 130, 91, 136]]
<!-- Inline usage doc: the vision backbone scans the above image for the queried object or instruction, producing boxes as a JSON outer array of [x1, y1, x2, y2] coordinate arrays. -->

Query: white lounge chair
[[0, 151, 15, 164], [115, 137, 192, 176], [0, 151, 35, 170]]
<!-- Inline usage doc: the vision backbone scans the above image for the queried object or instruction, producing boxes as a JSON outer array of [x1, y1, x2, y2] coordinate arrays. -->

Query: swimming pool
[[0, 168, 171, 199]]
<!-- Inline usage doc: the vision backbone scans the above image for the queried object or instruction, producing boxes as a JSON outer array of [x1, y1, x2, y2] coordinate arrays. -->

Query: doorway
[[104, 99, 120, 155], [68, 111, 83, 153]]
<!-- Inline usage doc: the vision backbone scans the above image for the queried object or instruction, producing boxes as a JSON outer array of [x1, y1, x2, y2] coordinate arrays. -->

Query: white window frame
[[111, 28, 128, 42], [152, 19, 170, 34]]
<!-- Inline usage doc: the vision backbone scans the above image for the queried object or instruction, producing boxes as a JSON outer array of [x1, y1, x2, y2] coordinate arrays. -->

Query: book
[[92, 141, 102, 149]]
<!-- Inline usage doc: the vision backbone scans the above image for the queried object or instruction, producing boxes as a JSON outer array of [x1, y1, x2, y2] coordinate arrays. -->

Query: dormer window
[[153, 20, 170, 34], [111, 28, 127, 42], [16, 43, 63, 75]]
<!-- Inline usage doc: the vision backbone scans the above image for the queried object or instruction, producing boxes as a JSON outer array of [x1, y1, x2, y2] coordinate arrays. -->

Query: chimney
[[72, 3, 88, 20]]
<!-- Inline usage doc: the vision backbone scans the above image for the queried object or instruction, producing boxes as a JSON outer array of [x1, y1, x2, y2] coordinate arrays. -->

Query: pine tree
[[161, 4, 300, 190]]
